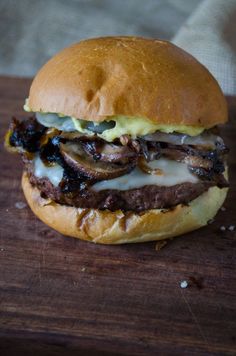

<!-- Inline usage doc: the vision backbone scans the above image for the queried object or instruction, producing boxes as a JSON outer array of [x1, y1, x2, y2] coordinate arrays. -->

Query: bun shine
[[28, 36, 227, 128]]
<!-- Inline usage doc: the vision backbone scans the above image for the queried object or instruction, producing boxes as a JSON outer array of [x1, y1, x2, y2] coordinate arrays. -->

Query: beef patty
[[28, 171, 219, 212]]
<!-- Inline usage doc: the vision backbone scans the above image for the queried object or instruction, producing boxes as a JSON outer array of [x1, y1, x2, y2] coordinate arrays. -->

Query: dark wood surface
[[0, 76, 236, 356]]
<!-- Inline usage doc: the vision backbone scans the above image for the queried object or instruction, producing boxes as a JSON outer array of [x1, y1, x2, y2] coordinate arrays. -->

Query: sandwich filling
[[6, 114, 228, 212]]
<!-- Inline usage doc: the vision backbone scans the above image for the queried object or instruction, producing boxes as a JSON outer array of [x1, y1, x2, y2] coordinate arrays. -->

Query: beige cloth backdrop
[[0, 0, 201, 76], [173, 0, 236, 96], [0, 0, 235, 95]]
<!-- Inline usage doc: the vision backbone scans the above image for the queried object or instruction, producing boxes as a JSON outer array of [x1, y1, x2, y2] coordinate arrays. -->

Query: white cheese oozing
[[34, 156, 64, 186], [33, 156, 198, 190], [92, 158, 198, 191]]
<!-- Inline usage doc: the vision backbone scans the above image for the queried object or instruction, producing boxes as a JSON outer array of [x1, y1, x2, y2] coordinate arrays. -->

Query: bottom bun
[[22, 172, 228, 244]]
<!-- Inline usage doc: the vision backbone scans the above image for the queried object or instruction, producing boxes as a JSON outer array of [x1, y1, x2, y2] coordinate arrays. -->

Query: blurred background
[[0, 0, 235, 95], [0, 0, 201, 76]]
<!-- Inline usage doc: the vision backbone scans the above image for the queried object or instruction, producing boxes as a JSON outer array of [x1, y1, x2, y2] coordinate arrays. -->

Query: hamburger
[[5, 36, 229, 244]]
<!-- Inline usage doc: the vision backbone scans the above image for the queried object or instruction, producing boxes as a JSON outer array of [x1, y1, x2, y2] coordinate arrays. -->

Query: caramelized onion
[[138, 157, 163, 175], [40, 128, 60, 147], [4, 130, 21, 153]]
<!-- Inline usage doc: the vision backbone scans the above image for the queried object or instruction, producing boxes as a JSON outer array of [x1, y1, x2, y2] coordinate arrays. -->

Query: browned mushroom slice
[[161, 147, 213, 170], [83, 142, 137, 164], [60, 142, 135, 180], [100, 143, 137, 163], [60, 132, 137, 164], [183, 155, 214, 170]]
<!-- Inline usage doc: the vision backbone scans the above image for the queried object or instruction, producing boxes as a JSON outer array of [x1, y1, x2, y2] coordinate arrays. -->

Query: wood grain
[[0, 76, 236, 355]]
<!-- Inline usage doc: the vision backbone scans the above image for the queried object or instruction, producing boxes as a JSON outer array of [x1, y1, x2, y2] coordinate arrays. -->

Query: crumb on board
[[221, 207, 226, 212], [15, 201, 27, 209], [0, 248, 4, 252], [81, 267, 86, 272], [180, 280, 188, 289], [220, 225, 235, 232], [155, 240, 168, 251]]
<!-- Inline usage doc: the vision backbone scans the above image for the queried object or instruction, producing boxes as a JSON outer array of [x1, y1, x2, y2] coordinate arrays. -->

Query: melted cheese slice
[[33, 156, 198, 189], [34, 156, 63, 186], [93, 158, 198, 191]]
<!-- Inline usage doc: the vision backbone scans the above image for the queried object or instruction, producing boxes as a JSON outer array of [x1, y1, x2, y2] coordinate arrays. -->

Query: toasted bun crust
[[28, 36, 227, 128], [22, 172, 228, 244]]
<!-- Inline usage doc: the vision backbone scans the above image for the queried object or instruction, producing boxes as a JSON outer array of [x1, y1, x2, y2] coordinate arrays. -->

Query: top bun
[[28, 36, 227, 128]]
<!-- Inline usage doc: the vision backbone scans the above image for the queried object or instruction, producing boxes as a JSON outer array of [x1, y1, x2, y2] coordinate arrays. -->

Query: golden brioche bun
[[22, 172, 228, 244], [28, 36, 227, 128]]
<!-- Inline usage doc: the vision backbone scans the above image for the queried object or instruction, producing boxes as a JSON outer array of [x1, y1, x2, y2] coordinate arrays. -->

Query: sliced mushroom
[[161, 147, 214, 170], [60, 142, 135, 180], [92, 143, 137, 163], [59, 133, 138, 164], [183, 155, 214, 170]]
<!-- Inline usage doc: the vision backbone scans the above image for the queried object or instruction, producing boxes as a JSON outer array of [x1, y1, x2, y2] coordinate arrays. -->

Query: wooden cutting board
[[0, 76, 236, 355]]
